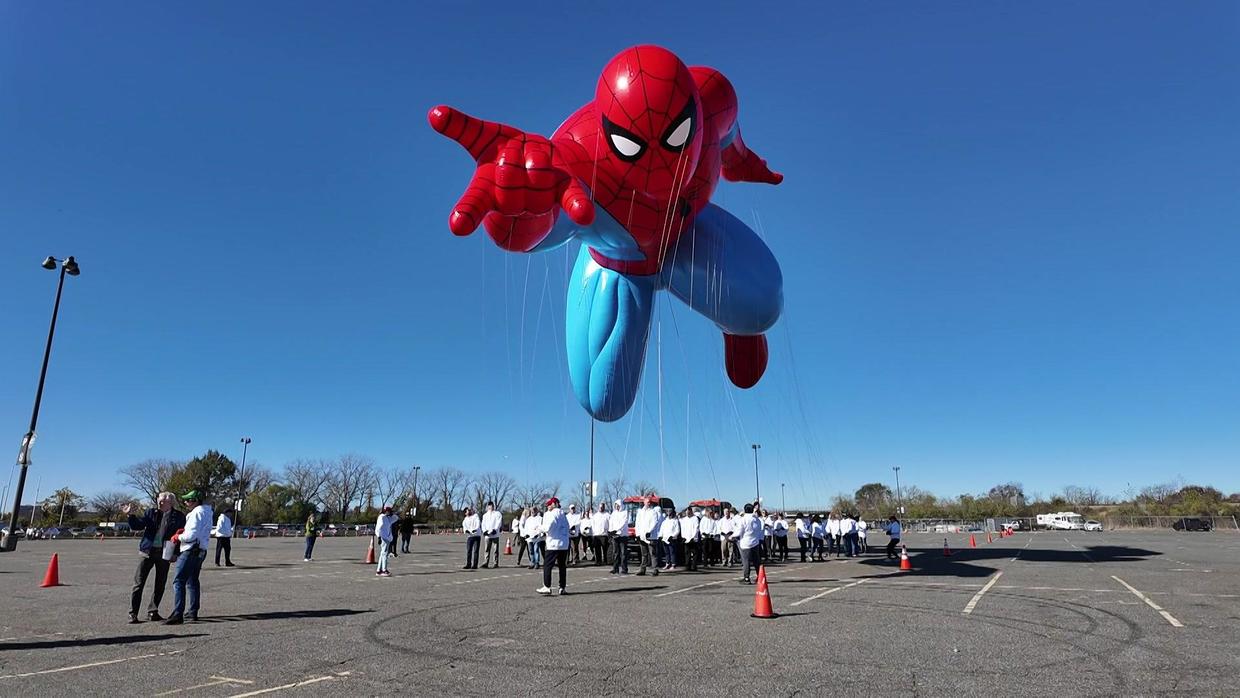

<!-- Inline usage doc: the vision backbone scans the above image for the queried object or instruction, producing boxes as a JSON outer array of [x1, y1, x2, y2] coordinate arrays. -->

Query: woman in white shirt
[[513, 509, 530, 566], [773, 513, 789, 561]]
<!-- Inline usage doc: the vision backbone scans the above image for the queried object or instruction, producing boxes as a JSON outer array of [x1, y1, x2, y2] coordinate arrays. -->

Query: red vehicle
[[689, 499, 735, 517]]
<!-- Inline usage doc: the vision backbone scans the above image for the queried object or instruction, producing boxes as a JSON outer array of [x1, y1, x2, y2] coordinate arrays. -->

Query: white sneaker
[[303, 558, 311, 562], [535, 586, 552, 595]]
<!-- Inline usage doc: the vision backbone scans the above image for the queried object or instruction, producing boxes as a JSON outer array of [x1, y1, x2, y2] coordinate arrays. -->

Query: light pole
[[893, 465, 903, 515], [411, 466, 421, 515], [751, 444, 761, 505], [781, 482, 786, 513], [3, 255, 80, 552], [236, 437, 251, 533]]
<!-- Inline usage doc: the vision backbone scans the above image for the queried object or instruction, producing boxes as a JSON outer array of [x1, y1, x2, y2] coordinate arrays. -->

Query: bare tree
[[236, 460, 275, 501], [631, 480, 658, 497], [323, 454, 378, 519], [426, 467, 470, 513], [375, 467, 411, 508], [473, 471, 518, 512], [90, 490, 137, 523], [600, 475, 630, 505], [119, 458, 183, 505], [513, 480, 562, 508], [283, 459, 331, 506]]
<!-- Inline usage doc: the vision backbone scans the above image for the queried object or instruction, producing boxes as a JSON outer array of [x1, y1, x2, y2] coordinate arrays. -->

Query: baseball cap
[[181, 490, 202, 501], [545, 497, 560, 507]]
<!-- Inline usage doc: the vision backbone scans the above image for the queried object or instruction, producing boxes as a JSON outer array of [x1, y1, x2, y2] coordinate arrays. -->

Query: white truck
[[1036, 512, 1085, 530]]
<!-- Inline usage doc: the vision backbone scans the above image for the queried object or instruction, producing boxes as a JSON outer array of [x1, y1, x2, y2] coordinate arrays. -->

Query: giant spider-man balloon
[[430, 45, 783, 422]]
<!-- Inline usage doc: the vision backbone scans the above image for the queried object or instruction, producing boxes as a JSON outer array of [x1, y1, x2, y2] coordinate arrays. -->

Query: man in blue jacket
[[123, 492, 185, 624]]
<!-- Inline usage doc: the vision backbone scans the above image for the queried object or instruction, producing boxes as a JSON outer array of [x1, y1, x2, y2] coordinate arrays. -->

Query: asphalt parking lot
[[1, 529, 1237, 696]]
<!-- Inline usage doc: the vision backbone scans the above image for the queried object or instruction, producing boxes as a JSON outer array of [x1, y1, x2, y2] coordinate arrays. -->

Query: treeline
[[837, 481, 1240, 521]]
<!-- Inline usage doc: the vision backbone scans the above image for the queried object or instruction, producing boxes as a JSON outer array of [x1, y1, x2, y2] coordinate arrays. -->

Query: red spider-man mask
[[594, 46, 704, 205]]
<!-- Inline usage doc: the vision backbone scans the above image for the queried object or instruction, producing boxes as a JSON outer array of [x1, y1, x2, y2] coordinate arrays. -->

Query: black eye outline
[[601, 114, 647, 163], [660, 98, 696, 153]]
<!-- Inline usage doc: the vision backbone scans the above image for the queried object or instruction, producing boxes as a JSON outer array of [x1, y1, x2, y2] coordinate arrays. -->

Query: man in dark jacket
[[123, 492, 185, 623]]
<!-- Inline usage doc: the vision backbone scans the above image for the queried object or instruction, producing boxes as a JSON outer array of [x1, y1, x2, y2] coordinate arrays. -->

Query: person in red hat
[[536, 497, 570, 595]]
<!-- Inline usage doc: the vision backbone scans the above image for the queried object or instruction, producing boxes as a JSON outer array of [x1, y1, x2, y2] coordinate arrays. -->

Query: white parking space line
[[155, 676, 255, 695], [1111, 575, 1184, 627], [789, 579, 868, 607], [654, 578, 731, 597], [962, 570, 1003, 615], [0, 650, 184, 680], [227, 671, 350, 697]]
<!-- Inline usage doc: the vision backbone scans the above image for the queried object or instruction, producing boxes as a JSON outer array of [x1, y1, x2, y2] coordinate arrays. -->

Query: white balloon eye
[[664, 118, 692, 149], [610, 133, 643, 158]]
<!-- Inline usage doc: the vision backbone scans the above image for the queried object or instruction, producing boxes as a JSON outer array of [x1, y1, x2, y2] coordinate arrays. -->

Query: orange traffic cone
[[943, 538, 953, 557], [750, 566, 777, 619], [365, 539, 376, 564], [899, 545, 912, 571], [969, 534, 977, 548], [504, 538, 513, 555], [40, 553, 61, 588]]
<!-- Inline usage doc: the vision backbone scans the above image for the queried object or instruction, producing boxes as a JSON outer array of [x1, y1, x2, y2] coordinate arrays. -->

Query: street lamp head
[[240, 437, 251, 444], [63, 257, 80, 276], [41, 257, 57, 270]]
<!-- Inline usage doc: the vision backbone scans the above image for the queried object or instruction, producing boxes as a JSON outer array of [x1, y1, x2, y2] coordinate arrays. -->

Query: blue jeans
[[304, 536, 316, 559], [377, 539, 391, 573], [171, 548, 206, 618]]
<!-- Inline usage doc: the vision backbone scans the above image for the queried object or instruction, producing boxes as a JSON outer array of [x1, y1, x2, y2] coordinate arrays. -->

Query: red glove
[[428, 105, 594, 252]]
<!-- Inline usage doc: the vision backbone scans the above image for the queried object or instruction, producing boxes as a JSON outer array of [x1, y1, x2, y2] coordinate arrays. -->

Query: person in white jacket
[[856, 516, 869, 554], [537, 498, 571, 595], [513, 509, 529, 566], [719, 509, 736, 566], [212, 508, 234, 567], [659, 507, 681, 570], [481, 502, 504, 568], [634, 499, 660, 576], [462, 507, 482, 570], [827, 513, 843, 558], [773, 513, 789, 561], [375, 505, 396, 577], [166, 490, 213, 625], [736, 503, 764, 584], [579, 509, 594, 563], [680, 508, 701, 571], [699, 511, 717, 566], [795, 513, 812, 562], [608, 500, 629, 575], [523, 507, 545, 569], [593, 502, 611, 566], [566, 504, 582, 565]]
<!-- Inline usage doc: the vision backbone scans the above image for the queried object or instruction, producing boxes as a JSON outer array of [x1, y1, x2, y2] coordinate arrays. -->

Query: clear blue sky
[[2, 1, 1237, 509]]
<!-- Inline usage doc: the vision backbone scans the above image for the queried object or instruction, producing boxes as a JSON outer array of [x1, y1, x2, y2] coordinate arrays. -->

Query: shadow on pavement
[[0, 633, 207, 651], [563, 585, 667, 595], [193, 608, 372, 623], [853, 544, 1164, 579]]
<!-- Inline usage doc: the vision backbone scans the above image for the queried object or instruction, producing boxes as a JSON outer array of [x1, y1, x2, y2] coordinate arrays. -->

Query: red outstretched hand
[[428, 106, 594, 248]]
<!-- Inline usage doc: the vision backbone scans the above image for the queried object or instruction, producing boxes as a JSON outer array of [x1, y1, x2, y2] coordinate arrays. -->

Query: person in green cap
[[166, 490, 212, 625]]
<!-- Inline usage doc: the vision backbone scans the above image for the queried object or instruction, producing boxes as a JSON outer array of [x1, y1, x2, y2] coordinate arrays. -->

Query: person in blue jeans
[[167, 490, 212, 625]]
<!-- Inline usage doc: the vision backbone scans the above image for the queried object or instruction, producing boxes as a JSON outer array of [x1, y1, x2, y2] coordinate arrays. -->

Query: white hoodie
[[659, 514, 681, 542], [543, 506, 570, 550], [608, 502, 628, 538], [522, 513, 544, 541], [462, 512, 481, 536], [180, 504, 213, 553], [635, 506, 659, 540]]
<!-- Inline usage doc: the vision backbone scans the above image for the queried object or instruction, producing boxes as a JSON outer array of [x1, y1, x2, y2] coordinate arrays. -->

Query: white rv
[[1036, 512, 1085, 530]]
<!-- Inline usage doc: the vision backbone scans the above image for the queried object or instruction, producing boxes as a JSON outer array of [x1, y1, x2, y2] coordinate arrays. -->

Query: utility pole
[[751, 444, 761, 505], [893, 465, 904, 515]]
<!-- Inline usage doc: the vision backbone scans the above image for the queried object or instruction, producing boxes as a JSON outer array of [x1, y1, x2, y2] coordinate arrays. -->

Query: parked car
[[1083, 520, 1103, 532], [1171, 517, 1212, 532]]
